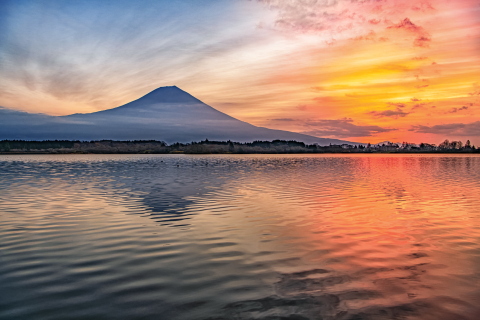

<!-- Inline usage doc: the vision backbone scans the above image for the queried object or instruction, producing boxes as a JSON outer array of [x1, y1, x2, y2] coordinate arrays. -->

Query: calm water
[[1, 154, 479, 320]]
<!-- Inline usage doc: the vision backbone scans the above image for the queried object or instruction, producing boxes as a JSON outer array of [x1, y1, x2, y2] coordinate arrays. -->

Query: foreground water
[[0, 154, 479, 320]]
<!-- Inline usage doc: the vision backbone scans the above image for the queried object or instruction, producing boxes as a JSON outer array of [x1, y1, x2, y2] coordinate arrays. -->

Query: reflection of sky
[[1, 1, 480, 144], [1, 154, 480, 319]]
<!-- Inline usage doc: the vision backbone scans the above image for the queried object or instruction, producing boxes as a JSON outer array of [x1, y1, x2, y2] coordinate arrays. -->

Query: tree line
[[0, 139, 478, 154]]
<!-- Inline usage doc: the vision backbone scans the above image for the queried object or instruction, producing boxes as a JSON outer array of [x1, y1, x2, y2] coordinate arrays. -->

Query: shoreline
[[1, 139, 478, 155], [1, 151, 479, 155]]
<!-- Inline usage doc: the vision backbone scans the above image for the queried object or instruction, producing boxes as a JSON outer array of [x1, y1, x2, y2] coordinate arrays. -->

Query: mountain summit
[[0, 86, 354, 145], [117, 86, 203, 106]]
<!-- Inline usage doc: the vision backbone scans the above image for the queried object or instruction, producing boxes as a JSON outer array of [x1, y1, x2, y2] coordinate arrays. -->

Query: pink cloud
[[388, 18, 432, 47]]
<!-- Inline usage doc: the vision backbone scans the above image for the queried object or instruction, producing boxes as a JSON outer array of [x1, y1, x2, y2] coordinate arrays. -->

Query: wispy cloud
[[302, 118, 396, 138], [410, 121, 480, 136], [387, 18, 431, 47], [1, 0, 479, 145], [368, 102, 409, 118], [412, 103, 428, 110], [447, 106, 469, 113], [368, 109, 409, 118], [469, 83, 480, 97], [256, 0, 435, 48], [0, 0, 269, 114], [270, 118, 295, 121]]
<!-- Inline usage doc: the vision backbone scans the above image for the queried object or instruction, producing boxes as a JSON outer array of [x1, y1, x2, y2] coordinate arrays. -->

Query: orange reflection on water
[[2, 154, 479, 319], [197, 154, 480, 319]]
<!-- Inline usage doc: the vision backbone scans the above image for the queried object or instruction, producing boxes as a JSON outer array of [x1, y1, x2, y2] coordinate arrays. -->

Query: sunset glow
[[1, 0, 479, 144]]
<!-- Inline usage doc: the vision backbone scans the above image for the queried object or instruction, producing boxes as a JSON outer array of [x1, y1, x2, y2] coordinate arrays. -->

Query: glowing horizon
[[1, 0, 479, 144]]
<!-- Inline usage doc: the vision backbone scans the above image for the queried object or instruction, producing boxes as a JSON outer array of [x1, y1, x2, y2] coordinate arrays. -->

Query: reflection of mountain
[[107, 156, 236, 226], [0, 86, 352, 145], [2, 154, 479, 320]]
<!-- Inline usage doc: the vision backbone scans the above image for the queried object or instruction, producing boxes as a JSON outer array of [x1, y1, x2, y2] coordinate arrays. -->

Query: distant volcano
[[0, 86, 354, 145]]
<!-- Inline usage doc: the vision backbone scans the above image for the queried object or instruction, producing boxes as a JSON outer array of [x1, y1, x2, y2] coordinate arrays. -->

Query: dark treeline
[[0, 140, 167, 154], [0, 139, 478, 154]]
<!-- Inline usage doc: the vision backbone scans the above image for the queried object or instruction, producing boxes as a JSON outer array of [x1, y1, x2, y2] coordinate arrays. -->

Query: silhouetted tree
[[439, 139, 450, 149]]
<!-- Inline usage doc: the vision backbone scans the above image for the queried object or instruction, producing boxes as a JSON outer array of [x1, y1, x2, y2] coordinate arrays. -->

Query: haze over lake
[[1, 154, 479, 320]]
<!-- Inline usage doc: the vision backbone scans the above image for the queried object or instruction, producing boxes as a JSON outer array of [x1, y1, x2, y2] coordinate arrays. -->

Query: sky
[[1, 0, 479, 144]]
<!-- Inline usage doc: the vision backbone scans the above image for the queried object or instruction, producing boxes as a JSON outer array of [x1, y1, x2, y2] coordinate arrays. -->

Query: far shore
[[0, 139, 478, 155]]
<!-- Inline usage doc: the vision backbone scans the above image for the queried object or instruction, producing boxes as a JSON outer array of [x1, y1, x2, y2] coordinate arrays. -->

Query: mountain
[[0, 86, 355, 145]]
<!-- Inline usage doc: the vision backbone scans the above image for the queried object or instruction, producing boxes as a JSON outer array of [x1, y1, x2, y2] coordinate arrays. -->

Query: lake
[[1, 154, 479, 320]]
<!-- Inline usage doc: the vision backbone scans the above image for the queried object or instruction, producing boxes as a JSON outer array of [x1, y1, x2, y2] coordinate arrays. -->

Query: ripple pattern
[[1, 154, 480, 320]]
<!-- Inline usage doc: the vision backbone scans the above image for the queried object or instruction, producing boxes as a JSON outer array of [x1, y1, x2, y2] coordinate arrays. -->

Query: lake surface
[[1, 154, 479, 320]]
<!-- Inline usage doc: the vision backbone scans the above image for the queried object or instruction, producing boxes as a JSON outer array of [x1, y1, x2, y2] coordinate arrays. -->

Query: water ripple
[[1, 154, 479, 319]]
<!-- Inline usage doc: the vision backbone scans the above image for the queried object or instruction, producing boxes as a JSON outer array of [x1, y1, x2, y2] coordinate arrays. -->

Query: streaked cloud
[[0, 0, 479, 144], [447, 106, 469, 114], [411, 121, 480, 136], [368, 109, 409, 119], [302, 118, 396, 138]]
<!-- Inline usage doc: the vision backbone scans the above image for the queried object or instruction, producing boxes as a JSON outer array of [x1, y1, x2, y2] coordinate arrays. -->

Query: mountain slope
[[0, 86, 356, 145]]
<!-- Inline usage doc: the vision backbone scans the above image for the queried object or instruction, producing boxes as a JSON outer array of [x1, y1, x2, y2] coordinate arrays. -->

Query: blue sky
[[1, 0, 479, 144], [1, 0, 267, 113]]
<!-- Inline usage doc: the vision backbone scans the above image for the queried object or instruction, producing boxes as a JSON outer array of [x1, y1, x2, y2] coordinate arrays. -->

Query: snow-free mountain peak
[[131, 85, 202, 104]]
